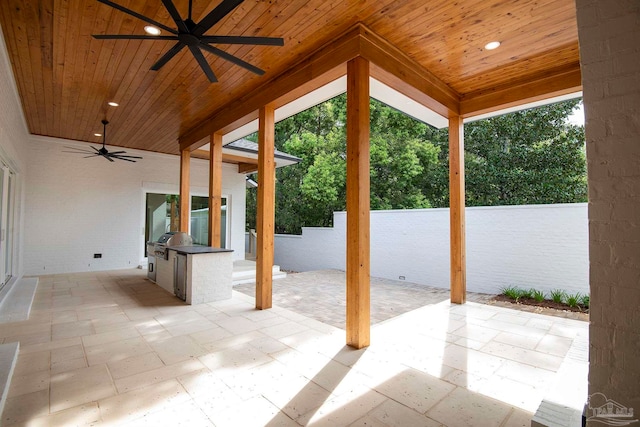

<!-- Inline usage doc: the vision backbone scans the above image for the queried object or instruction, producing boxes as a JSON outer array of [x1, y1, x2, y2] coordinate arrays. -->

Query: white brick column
[[576, 0, 640, 422]]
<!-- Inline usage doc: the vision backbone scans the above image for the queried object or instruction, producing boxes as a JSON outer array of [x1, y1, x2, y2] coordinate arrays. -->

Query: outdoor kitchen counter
[[167, 245, 234, 255], [164, 247, 234, 304]]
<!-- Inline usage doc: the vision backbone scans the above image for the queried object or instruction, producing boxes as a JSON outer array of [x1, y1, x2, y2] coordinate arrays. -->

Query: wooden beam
[[179, 148, 190, 233], [208, 133, 223, 248], [346, 56, 371, 349], [460, 64, 582, 118], [238, 163, 258, 174], [256, 105, 276, 310], [449, 115, 466, 304], [359, 26, 459, 117]]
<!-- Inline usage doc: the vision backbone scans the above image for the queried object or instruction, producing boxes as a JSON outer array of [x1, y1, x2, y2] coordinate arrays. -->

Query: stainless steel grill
[[154, 232, 193, 260]]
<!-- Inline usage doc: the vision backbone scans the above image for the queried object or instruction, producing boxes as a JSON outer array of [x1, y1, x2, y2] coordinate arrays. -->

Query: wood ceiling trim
[[460, 63, 582, 118]]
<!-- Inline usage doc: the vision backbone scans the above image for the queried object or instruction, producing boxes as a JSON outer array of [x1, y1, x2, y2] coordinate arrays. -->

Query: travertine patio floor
[[234, 269, 494, 328], [1, 269, 588, 426]]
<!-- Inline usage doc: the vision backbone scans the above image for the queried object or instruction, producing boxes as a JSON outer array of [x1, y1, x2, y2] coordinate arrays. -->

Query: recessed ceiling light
[[144, 25, 161, 36], [94, 133, 102, 137], [108, 101, 119, 107], [484, 41, 501, 50]]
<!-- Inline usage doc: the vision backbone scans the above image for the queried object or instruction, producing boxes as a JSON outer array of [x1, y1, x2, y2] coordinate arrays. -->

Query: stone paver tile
[[150, 334, 207, 365], [365, 398, 443, 427], [297, 386, 388, 426], [50, 364, 116, 413], [480, 341, 564, 371], [371, 368, 455, 414], [2, 389, 49, 425], [535, 334, 574, 357], [107, 352, 165, 380], [85, 336, 152, 366], [114, 358, 205, 394], [99, 379, 191, 425], [426, 387, 512, 427]]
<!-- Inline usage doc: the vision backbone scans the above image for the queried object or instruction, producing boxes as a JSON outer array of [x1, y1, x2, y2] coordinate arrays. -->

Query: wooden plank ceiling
[[0, 0, 580, 156]]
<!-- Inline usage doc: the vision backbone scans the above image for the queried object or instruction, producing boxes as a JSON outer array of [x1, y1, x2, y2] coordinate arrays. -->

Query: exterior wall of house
[[23, 136, 246, 275], [274, 204, 589, 295], [576, 0, 640, 419], [0, 22, 30, 279]]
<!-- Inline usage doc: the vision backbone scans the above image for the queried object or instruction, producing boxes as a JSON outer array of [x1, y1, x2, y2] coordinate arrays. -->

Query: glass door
[[190, 196, 228, 247], [0, 166, 15, 288]]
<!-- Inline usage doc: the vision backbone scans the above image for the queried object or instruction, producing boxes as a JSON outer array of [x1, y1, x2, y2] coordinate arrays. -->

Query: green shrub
[[550, 289, 566, 304], [532, 289, 546, 302], [566, 293, 581, 308], [519, 288, 534, 299], [580, 294, 590, 308], [501, 286, 522, 301]]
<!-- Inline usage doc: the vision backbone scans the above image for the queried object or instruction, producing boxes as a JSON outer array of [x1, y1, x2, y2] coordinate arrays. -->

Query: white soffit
[[202, 81, 583, 152], [464, 91, 583, 123]]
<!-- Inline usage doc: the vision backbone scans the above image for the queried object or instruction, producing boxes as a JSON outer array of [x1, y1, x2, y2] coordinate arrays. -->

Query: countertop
[[167, 245, 234, 255]]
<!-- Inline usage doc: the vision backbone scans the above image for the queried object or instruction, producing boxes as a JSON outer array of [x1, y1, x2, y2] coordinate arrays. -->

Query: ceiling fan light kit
[[92, 0, 284, 83], [63, 120, 143, 163]]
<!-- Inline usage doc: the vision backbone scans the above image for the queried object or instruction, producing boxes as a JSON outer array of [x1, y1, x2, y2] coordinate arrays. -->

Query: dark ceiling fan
[[92, 0, 284, 83], [63, 120, 143, 163]]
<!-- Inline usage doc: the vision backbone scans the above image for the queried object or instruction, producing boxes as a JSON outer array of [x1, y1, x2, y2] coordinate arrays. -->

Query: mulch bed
[[492, 295, 589, 318]]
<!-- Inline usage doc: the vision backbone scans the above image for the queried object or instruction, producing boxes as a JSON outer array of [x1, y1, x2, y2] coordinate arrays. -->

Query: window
[[144, 193, 228, 252]]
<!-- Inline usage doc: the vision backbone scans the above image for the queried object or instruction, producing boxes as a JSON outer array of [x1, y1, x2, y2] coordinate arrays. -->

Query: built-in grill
[[153, 232, 193, 260], [147, 232, 193, 283]]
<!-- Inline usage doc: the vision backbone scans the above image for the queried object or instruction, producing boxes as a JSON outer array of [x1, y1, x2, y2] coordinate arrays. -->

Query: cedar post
[[208, 133, 223, 247], [449, 115, 466, 304], [256, 105, 276, 310], [346, 56, 371, 349], [179, 148, 191, 233]]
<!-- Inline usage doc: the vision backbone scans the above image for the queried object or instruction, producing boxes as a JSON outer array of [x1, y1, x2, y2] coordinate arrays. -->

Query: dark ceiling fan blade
[[200, 35, 284, 46], [63, 148, 96, 154], [193, 0, 244, 36], [108, 151, 127, 155], [189, 46, 218, 83], [102, 154, 115, 162], [96, 0, 178, 35], [199, 43, 264, 75], [110, 156, 138, 162], [91, 146, 102, 153], [93, 35, 179, 41], [160, 0, 189, 33], [111, 154, 143, 159], [151, 42, 186, 70]]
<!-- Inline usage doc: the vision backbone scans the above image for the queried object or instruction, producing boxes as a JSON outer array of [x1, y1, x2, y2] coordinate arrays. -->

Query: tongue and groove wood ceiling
[[0, 0, 580, 156]]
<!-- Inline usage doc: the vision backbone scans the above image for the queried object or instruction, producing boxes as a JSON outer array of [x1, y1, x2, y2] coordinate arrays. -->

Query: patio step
[[232, 260, 287, 285], [0, 277, 39, 323], [0, 342, 19, 419]]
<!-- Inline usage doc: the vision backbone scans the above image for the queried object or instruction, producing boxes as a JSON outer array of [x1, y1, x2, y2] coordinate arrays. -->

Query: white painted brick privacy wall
[[0, 22, 31, 278], [275, 204, 589, 295], [24, 137, 246, 275], [576, 0, 640, 417]]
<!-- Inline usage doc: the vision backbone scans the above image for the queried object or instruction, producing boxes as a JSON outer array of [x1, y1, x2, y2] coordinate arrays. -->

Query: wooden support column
[[256, 105, 275, 310], [346, 56, 370, 349], [449, 115, 466, 304], [179, 148, 191, 233], [208, 133, 223, 247]]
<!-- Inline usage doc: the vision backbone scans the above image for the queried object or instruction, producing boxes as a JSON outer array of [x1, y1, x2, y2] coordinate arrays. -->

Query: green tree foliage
[[246, 97, 586, 234]]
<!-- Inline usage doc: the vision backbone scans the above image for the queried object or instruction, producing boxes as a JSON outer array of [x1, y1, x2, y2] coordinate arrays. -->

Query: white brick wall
[[275, 204, 589, 295], [576, 0, 640, 418], [0, 21, 31, 278], [24, 136, 246, 275]]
